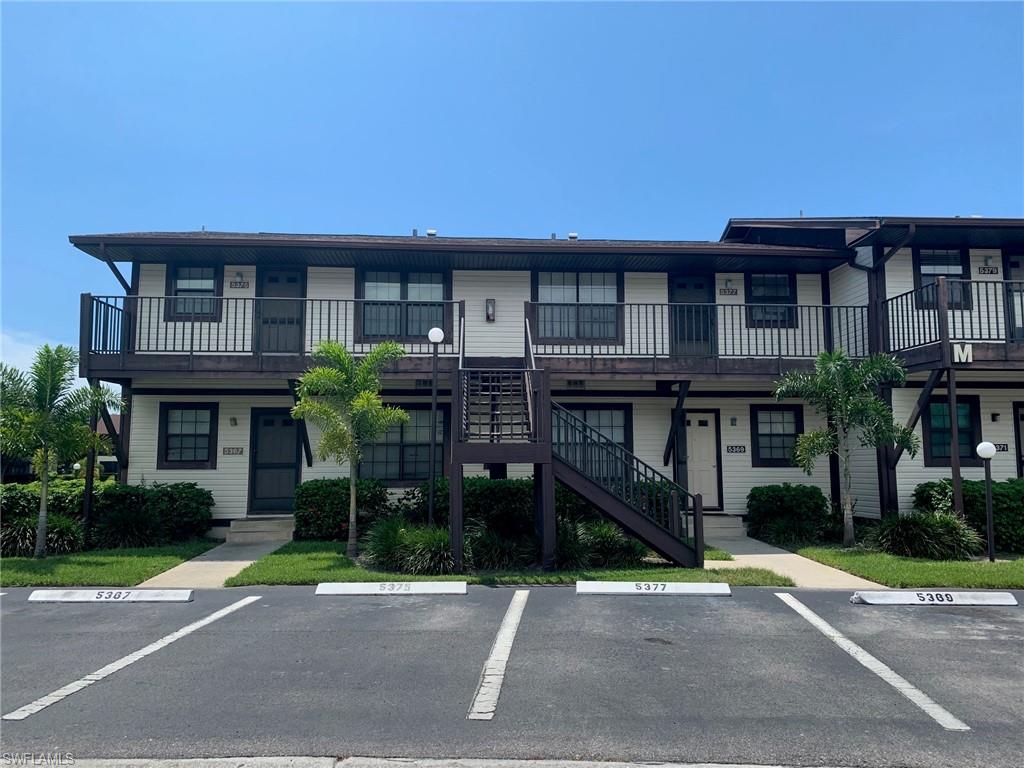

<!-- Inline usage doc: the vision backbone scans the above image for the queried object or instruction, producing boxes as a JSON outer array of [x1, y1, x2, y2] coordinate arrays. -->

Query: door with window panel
[[537, 272, 618, 341], [258, 270, 304, 353]]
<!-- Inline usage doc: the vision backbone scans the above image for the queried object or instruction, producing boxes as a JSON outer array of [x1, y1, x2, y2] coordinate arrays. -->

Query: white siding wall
[[714, 273, 828, 357], [828, 264, 870, 357], [455, 270, 531, 357], [885, 249, 1009, 347], [623, 272, 670, 356], [305, 267, 355, 350], [554, 395, 833, 514], [892, 386, 1021, 512], [135, 264, 257, 353]]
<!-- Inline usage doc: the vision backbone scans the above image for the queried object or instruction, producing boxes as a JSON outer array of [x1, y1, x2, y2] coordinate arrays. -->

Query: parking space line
[[776, 592, 970, 732], [1, 595, 261, 721], [467, 589, 529, 721]]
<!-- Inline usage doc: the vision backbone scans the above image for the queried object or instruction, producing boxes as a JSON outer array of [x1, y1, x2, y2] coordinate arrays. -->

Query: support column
[[449, 462, 464, 573], [83, 379, 99, 539], [535, 462, 556, 571], [117, 385, 132, 485], [946, 368, 964, 514]]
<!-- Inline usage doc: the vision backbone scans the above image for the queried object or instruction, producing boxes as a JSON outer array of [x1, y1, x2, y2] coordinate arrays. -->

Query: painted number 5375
[[378, 583, 412, 593], [635, 582, 667, 592]]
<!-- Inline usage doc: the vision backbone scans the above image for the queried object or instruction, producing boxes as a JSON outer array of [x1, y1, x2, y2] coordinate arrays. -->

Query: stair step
[[226, 517, 294, 544]]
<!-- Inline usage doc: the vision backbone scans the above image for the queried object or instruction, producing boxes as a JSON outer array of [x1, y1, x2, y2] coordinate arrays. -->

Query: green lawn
[[224, 540, 788, 587], [704, 546, 732, 561], [799, 546, 1024, 589], [0, 540, 219, 587]]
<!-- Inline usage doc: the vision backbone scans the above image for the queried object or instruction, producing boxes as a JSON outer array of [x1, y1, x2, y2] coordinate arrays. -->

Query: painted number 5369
[[917, 592, 955, 603], [635, 582, 667, 592]]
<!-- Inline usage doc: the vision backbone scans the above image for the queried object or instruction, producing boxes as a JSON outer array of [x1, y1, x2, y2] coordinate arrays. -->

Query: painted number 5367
[[635, 582, 667, 592], [95, 590, 132, 600]]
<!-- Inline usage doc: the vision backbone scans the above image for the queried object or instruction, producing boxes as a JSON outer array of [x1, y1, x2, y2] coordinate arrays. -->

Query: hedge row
[[913, 478, 1024, 553], [0, 480, 214, 556]]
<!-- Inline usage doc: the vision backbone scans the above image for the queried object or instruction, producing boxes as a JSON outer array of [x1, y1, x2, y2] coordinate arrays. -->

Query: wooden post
[[670, 490, 681, 538], [536, 462, 556, 571], [946, 367, 964, 515], [117, 385, 132, 484], [693, 493, 705, 569], [79, 294, 93, 378], [450, 462, 464, 573], [83, 379, 99, 539]]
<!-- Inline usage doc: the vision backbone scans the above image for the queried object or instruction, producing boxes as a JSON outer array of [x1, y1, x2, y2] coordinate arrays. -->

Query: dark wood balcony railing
[[82, 295, 465, 366], [525, 301, 869, 359], [884, 279, 1024, 353]]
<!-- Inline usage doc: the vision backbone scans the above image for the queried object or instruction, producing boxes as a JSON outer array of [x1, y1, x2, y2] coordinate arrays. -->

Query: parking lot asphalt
[[1, 586, 1022, 767]]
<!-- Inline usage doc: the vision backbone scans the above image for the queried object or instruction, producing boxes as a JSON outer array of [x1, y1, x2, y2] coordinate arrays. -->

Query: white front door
[[685, 412, 720, 508]]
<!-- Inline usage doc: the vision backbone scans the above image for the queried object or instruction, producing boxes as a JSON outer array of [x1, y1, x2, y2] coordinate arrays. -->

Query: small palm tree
[[0, 345, 121, 557], [774, 350, 918, 547], [292, 341, 408, 558]]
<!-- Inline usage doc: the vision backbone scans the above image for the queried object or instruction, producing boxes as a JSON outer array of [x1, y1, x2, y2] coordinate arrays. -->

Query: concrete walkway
[[705, 533, 882, 589], [137, 540, 285, 588]]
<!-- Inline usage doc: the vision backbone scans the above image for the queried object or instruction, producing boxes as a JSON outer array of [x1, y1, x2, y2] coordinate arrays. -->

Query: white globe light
[[73, 463, 82, 471], [427, 327, 444, 344], [976, 441, 997, 460]]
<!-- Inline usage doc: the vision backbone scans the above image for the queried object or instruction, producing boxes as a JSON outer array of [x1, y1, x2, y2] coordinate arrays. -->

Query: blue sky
[[2, 1, 1022, 368]]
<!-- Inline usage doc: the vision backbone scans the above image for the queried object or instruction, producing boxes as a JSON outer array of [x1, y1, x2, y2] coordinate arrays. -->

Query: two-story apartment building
[[71, 216, 1024, 569]]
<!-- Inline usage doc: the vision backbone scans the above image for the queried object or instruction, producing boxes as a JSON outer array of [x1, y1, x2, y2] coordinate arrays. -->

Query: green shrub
[[362, 516, 409, 571], [578, 520, 647, 567], [0, 515, 36, 556], [90, 485, 166, 548], [913, 478, 1024, 553], [401, 525, 459, 575], [293, 478, 390, 540], [467, 523, 537, 570], [45, 515, 85, 554], [554, 519, 589, 570], [868, 512, 983, 560], [146, 482, 214, 540], [746, 484, 832, 545], [363, 517, 468, 574], [0, 484, 37, 519], [0, 514, 84, 557]]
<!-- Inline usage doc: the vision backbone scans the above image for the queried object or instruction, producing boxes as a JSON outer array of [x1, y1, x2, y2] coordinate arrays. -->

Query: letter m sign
[[952, 343, 973, 364]]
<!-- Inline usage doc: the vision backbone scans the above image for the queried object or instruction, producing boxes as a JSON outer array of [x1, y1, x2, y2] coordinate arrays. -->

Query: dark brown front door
[[258, 269, 304, 353], [249, 408, 300, 514], [669, 274, 716, 356]]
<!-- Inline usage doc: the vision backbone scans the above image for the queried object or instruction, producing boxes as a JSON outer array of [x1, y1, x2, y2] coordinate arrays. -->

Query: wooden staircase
[[450, 360, 704, 570]]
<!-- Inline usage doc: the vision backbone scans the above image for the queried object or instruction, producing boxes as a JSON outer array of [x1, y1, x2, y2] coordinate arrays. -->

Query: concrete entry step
[[227, 516, 295, 543], [702, 515, 746, 536]]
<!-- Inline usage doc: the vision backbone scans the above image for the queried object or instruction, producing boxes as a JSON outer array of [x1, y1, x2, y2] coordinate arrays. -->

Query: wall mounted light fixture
[[485, 298, 496, 322]]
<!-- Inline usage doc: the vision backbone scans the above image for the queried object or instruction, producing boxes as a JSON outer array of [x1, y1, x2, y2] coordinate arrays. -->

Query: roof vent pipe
[[567, 232, 578, 240], [551, 233, 557, 240], [412, 228, 418, 237], [426, 229, 437, 237]]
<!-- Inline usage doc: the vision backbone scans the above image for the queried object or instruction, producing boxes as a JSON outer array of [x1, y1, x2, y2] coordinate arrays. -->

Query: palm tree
[[774, 350, 918, 547], [291, 341, 408, 558], [0, 345, 121, 557]]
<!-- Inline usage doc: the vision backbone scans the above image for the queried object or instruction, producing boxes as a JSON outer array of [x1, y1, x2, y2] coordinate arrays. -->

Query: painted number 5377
[[635, 582, 667, 592]]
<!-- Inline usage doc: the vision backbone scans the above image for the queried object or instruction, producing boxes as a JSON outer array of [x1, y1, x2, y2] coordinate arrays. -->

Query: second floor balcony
[[83, 283, 1024, 379], [884, 278, 1024, 370], [81, 294, 465, 376]]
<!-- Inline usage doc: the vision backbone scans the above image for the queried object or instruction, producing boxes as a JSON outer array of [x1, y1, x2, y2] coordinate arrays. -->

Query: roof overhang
[[69, 232, 852, 273], [722, 216, 1024, 252]]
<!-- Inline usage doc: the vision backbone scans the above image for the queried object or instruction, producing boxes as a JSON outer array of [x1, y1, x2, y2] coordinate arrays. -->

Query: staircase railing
[[457, 368, 539, 443], [551, 403, 702, 550]]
